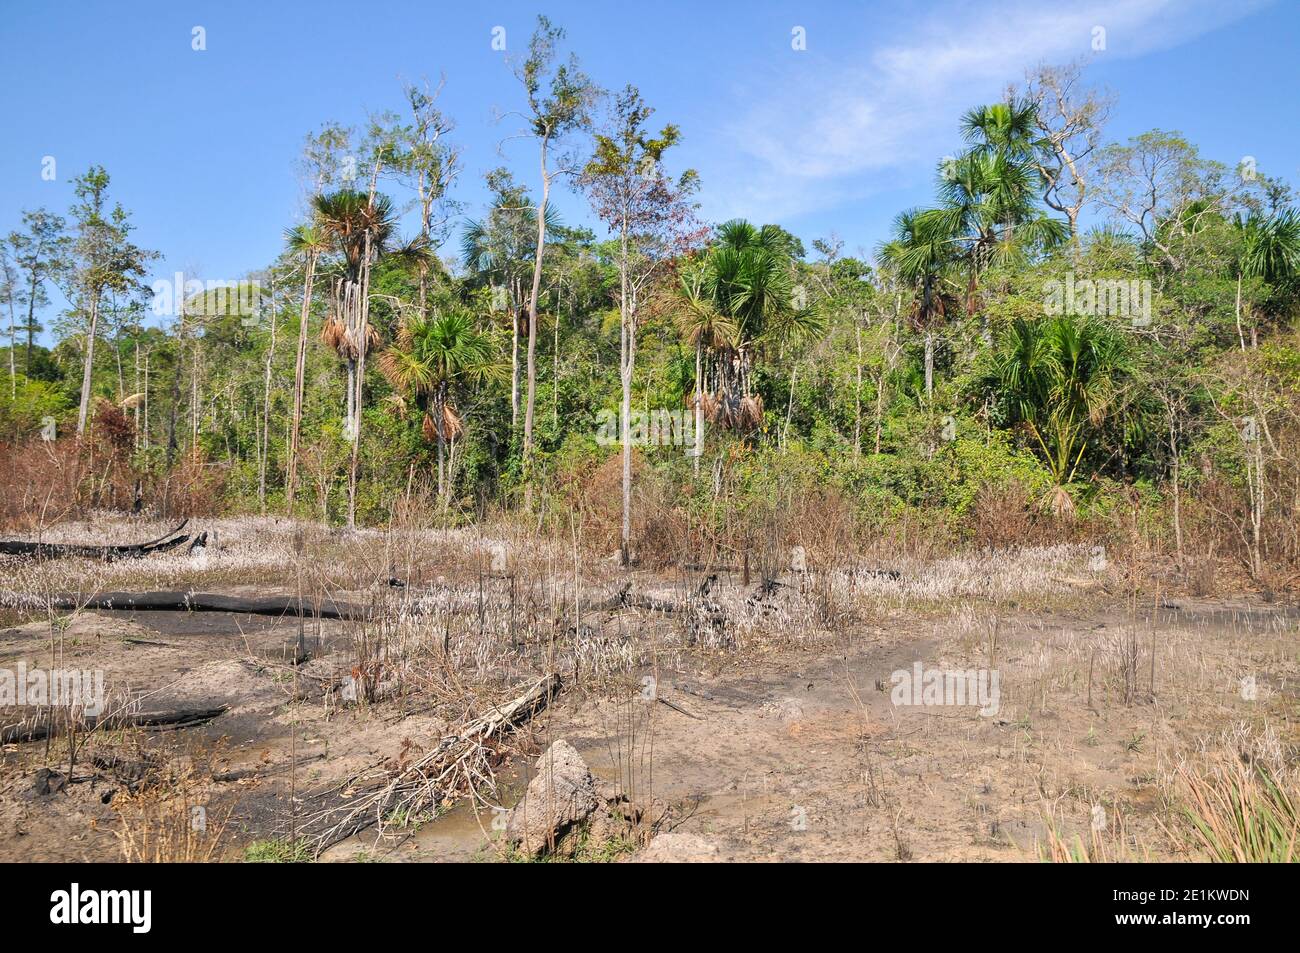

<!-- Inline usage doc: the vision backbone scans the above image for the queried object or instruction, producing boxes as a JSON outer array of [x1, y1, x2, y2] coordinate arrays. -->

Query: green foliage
[[0, 369, 72, 437]]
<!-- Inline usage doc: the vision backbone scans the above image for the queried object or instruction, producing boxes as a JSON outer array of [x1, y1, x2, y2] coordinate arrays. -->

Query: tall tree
[[511, 15, 598, 492], [284, 224, 328, 512], [7, 208, 70, 376], [315, 189, 428, 527], [1022, 60, 1112, 245], [878, 208, 961, 401], [1095, 131, 1237, 272], [940, 99, 1069, 310], [462, 168, 556, 432], [65, 167, 156, 437], [0, 243, 16, 393], [397, 78, 461, 319], [581, 84, 700, 564]]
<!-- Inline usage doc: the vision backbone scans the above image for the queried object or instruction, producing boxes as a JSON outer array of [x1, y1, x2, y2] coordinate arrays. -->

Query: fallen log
[[1, 590, 371, 622], [0, 520, 193, 562], [1, 705, 229, 744]]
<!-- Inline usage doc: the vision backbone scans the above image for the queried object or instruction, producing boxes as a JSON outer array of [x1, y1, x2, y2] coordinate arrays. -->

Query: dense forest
[[3, 21, 1299, 586]]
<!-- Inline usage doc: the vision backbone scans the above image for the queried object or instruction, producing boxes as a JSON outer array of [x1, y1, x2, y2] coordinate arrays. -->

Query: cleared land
[[1, 515, 1295, 862]]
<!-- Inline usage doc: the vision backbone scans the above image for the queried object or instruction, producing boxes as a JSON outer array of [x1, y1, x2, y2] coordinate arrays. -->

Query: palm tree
[[941, 146, 1071, 312], [960, 99, 1042, 162], [379, 309, 503, 499], [984, 313, 1133, 515], [1235, 208, 1300, 344], [674, 259, 738, 472], [283, 223, 328, 513], [878, 208, 962, 401], [680, 220, 822, 432], [313, 188, 431, 527]]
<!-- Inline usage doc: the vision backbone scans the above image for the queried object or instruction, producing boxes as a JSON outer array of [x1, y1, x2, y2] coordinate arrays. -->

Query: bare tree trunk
[[924, 329, 934, 402], [6, 277, 16, 398], [435, 391, 447, 501], [523, 137, 551, 502], [286, 252, 317, 512], [618, 226, 632, 566], [189, 341, 199, 454], [346, 232, 373, 532], [1235, 273, 1247, 353], [510, 304, 519, 431], [553, 283, 561, 430], [1250, 428, 1264, 579], [166, 283, 185, 468], [853, 321, 863, 458], [345, 361, 356, 435], [142, 349, 150, 450], [133, 339, 140, 447], [258, 278, 277, 514], [692, 343, 703, 478], [76, 291, 101, 436], [782, 363, 797, 451]]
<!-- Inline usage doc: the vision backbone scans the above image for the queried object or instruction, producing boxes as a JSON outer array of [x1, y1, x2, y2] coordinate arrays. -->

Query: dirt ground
[[1, 516, 1296, 862]]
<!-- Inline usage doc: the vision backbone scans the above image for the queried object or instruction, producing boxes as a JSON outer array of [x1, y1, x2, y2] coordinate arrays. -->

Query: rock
[[634, 832, 719, 863], [30, 768, 67, 797], [506, 740, 600, 856]]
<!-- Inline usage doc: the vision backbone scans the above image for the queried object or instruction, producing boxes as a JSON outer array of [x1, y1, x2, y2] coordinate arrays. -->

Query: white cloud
[[703, 0, 1269, 223]]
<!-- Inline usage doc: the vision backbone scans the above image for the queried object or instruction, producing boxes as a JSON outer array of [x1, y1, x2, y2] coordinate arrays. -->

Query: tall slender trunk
[[5, 278, 15, 398], [1235, 273, 1247, 352], [435, 388, 447, 500], [347, 231, 374, 531], [924, 329, 934, 402], [853, 321, 863, 457], [692, 342, 703, 477], [553, 281, 561, 430], [189, 344, 199, 455], [510, 303, 520, 431], [133, 339, 140, 446], [523, 136, 551, 500], [166, 288, 185, 468], [143, 349, 150, 449], [258, 278, 277, 514], [782, 364, 797, 451], [618, 223, 632, 566], [418, 168, 431, 321], [1170, 419, 1183, 566], [345, 361, 356, 435], [25, 274, 38, 376], [286, 252, 317, 511], [75, 290, 101, 436]]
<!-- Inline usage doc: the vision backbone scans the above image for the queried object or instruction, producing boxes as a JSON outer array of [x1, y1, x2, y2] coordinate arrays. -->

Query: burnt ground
[[1, 521, 1297, 862]]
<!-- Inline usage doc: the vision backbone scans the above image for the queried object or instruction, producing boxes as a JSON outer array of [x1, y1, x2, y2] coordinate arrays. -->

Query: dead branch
[[300, 672, 560, 855]]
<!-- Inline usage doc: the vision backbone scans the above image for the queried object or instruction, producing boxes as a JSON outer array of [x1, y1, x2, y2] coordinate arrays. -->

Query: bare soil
[[1, 517, 1296, 862]]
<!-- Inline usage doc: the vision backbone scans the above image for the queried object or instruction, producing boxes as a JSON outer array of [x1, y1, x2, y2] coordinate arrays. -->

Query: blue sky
[[2, 0, 1297, 339]]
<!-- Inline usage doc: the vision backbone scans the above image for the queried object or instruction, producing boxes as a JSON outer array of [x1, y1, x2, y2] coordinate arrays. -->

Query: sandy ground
[[1, 517, 1296, 862]]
